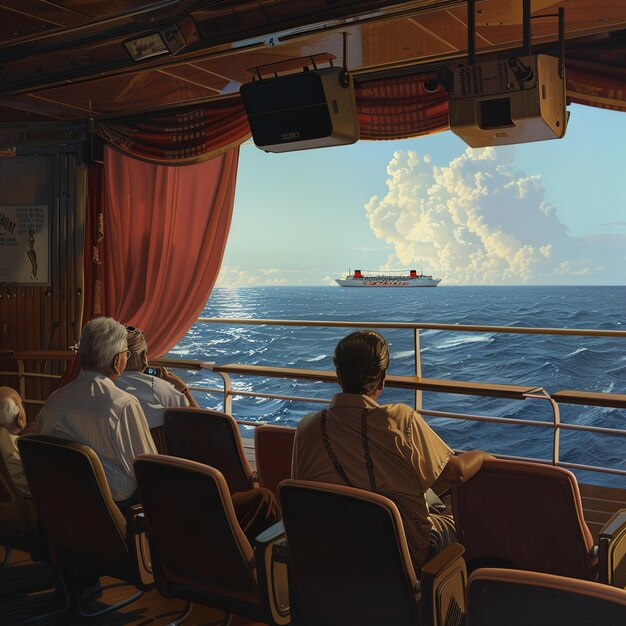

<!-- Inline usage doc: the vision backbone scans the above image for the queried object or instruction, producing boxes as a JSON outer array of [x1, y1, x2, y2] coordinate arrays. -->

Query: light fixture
[[124, 24, 186, 61]]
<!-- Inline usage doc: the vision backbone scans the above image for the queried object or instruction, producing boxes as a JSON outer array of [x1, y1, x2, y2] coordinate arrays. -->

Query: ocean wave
[[302, 353, 328, 363], [392, 349, 417, 360], [564, 347, 588, 358], [435, 333, 494, 350]]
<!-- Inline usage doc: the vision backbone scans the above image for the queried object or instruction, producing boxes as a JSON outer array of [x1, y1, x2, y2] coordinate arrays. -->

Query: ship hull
[[335, 278, 441, 287]]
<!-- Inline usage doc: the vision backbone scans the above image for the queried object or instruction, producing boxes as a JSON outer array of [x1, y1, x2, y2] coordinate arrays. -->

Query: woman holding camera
[[116, 325, 198, 429]]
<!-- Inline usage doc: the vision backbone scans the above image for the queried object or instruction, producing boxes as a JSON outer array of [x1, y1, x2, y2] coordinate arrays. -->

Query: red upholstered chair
[[466, 567, 626, 626], [451, 458, 626, 584], [254, 425, 296, 496], [134, 453, 289, 626], [17, 435, 153, 618], [163, 407, 254, 494], [278, 479, 467, 626]]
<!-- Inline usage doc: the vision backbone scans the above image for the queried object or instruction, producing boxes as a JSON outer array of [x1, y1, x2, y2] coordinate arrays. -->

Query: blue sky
[[217, 104, 626, 286]]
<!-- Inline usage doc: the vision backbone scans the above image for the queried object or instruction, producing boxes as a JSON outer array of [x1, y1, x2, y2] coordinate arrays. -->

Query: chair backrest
[[0, 429, 40, 554], [17, 434, 133, 582], [163, 408, 253, 493], [134, 454, 262, 616], [254, 425, 295, 495], [149, 425, 167, 454], [466, 567, 626, 626], [451, 459, 595, 579], [278, 479, 420, 626]]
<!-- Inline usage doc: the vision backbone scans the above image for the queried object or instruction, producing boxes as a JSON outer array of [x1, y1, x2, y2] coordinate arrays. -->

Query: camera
[[145, 366, 162, 377]]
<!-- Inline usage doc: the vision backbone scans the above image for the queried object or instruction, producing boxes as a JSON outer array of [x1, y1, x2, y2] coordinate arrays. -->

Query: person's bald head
[[0, 387, 26, 434]]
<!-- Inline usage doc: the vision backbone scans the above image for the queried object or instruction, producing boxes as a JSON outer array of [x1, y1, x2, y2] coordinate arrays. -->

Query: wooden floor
[[0, 549, 266, 626]]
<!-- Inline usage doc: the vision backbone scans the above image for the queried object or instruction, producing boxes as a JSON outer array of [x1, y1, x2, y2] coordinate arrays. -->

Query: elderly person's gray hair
[[0, 396, 20, 429], [78, 317, 128, 371]]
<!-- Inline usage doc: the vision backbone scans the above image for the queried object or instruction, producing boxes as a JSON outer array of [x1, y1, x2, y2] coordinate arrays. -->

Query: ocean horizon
[[168, 285, 626, 486]]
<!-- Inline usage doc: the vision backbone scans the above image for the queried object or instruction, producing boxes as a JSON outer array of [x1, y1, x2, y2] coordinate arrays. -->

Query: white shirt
[[116, 371, 189, 428], [37, 370, 157, 501]]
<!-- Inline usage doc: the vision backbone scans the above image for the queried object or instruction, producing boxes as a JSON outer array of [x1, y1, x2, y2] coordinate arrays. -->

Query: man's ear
[[378, 371, 386, 390], [113, 354, 120, 375], [17, 407, 26, 430]]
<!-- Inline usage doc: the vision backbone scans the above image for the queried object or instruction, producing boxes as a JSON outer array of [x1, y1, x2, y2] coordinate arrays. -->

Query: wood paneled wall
[[0, 144, 86, 406]]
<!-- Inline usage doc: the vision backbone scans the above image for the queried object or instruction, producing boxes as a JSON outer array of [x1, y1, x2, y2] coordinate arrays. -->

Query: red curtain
[[101, 144, 238, 357], [98, 99, 250, 165], [356, 73, 450, 139], [566, 34, 626, 112], [99, 79, 449, 151]]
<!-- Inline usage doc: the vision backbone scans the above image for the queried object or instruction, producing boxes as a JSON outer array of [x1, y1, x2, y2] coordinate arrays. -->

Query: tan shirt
[[0, 427, 29, 496], [293, 393, 453, 566]]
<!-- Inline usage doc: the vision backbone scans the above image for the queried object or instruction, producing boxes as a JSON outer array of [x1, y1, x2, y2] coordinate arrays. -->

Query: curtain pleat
[[98, 100, 250, 165], [356, 73, 450, 139]]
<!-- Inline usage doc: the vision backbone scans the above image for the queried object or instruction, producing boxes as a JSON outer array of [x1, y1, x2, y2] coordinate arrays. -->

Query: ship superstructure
[[336, 269, 441, 287]]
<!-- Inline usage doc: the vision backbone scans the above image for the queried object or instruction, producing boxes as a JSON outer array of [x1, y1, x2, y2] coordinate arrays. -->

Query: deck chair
[[278, 479, 466, 626], [134, 453, 289, 626], [466, 567, 626, 626], [17, 435, 153, 618], [451, 458, 626, 585], [164, 407, 254, 494], [254, 425, 295, 495], [0, 429, 43, 566]]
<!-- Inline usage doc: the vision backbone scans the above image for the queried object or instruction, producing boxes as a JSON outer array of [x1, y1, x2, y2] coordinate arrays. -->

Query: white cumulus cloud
[[365, 147, 626, 285]]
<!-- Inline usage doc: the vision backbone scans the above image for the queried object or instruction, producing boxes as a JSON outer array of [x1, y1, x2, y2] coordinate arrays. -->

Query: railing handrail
[[5, 314, 626, 483], [196, 317, 626, 338]]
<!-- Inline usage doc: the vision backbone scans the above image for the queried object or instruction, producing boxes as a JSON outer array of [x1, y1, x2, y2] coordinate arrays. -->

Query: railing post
[[550, 397, 561, 466], [414, 328, 422, 411], [523, 388, 561, 466], [214, 371, 233, 415]]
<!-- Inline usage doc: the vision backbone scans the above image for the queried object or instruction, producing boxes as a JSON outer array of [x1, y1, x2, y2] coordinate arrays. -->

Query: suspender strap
[[320, 409, 353, 487], [320, 407, 377, 492], [360, 408, 377, 491]]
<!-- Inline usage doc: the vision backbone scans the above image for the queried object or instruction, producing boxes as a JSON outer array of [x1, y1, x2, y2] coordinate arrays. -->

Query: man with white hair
[[0, 386, 28, 495], [38, 316, 157, 508]]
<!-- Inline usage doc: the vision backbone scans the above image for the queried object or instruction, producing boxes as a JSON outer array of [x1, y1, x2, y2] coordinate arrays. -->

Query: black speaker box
[[240, 67, 359, 153]]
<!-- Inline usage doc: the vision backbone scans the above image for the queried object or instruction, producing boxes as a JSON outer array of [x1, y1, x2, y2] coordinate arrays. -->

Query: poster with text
[[0, 205, 49, 285]]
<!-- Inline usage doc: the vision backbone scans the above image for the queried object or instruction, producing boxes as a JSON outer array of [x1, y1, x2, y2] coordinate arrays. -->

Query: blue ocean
[[168, 286, 626, 486]]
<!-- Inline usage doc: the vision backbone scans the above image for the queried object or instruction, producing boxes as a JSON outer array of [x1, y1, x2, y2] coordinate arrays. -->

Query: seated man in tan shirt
[[292, 330, 494, 569], [0, 386, 29, 496]]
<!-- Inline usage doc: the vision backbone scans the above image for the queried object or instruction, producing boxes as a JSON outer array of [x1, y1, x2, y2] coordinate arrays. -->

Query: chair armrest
[[598, 509, 626, 587], [256, 521, 290, 626], [420, 543, 467, 626], [125, 504, 155, 591]]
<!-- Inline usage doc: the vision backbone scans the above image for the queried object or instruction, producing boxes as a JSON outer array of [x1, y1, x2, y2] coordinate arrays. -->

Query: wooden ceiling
[[0, 0, 625, 123]]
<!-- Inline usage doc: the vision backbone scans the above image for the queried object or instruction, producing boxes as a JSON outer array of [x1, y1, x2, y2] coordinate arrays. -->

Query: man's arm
[[432, 450, 495, 494]]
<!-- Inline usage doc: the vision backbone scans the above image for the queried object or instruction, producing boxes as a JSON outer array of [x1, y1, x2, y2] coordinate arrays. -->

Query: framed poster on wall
[[0, 205, 49, 285]]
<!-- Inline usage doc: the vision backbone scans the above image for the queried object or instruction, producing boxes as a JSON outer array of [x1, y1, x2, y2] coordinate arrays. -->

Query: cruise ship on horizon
[[336, 269, 441, 287]]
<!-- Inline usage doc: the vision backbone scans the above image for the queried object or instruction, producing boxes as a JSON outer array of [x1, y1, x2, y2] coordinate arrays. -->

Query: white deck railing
[[3, 317, 626, 481]]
